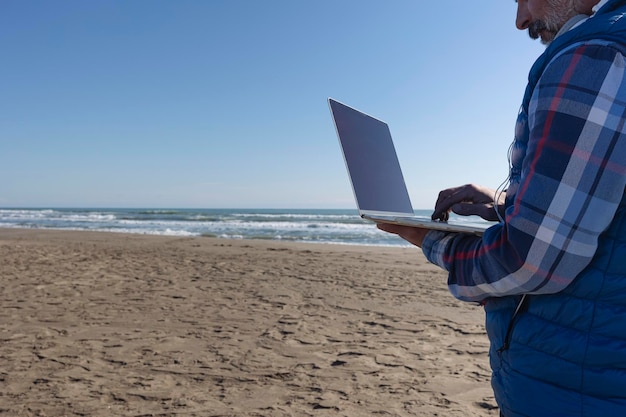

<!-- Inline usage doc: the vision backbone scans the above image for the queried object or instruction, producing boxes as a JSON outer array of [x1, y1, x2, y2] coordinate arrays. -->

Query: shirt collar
[[593, 0, 611, 13], [555, 0, 612, 40]]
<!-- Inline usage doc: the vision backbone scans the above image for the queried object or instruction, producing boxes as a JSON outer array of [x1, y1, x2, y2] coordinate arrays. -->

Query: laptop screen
[[329, 99, 414, 216]]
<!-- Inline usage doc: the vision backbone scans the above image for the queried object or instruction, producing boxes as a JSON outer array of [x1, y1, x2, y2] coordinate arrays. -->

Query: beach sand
[[0, 229, 498, 416]]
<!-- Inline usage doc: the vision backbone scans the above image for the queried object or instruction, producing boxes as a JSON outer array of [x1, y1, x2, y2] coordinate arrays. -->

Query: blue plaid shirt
[[422, 38, 626, 302]]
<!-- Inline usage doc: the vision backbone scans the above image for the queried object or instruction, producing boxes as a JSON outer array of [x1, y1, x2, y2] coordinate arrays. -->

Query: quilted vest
[[486, 2, 626, 416]]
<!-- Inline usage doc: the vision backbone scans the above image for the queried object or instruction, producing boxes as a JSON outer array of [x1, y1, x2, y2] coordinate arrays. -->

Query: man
[[378, 0, 626, 416]]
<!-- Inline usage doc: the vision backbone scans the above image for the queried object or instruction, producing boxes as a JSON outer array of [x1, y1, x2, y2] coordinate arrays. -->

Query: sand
[[0, 229, 498, 417]]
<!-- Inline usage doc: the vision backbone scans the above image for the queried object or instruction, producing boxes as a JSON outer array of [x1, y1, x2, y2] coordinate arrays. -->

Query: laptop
[[328, 98, 490, 236]]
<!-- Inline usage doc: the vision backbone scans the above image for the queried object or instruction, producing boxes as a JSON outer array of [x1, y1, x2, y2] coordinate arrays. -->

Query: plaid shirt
[[422, 39, 626, 302]]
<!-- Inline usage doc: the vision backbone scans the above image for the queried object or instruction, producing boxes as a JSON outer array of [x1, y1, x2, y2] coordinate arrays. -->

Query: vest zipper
[[497, 294, 529, 353]]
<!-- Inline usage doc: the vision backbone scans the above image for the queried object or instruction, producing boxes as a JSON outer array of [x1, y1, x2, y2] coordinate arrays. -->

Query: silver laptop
[[329, 98, 490, 236]]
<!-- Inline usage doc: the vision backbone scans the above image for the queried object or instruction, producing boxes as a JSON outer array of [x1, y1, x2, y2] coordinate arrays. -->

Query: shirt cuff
[[421, 230, 454, 270]]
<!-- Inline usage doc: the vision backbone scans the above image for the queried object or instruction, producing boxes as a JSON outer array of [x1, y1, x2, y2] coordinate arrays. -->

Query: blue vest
[[487, 2, 626, 416]]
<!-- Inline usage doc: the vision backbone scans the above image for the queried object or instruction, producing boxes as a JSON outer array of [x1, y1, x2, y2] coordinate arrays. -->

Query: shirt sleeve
[[422, 42, 626, 302]]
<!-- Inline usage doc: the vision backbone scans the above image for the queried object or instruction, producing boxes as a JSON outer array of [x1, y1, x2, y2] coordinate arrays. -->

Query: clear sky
[[1, 1, 545, 209]]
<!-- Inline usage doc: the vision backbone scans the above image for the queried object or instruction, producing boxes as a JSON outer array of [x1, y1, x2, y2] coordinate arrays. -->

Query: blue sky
[[1, 1, 545, 209]]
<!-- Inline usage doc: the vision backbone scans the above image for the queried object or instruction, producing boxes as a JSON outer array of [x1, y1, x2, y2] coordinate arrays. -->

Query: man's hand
[[377, 223, 429, 248], [432, 184, 504, 222]]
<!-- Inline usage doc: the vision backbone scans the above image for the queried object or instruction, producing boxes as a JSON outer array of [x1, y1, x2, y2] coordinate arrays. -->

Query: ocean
[[0, 208, 488, 247]]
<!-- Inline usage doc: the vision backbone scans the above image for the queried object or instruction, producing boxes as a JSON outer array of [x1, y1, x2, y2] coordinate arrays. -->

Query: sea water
[[0, 208, 488, 247]]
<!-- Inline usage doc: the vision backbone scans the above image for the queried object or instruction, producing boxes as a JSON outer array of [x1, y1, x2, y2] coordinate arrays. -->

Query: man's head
[[515, 0, 600, 44]]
